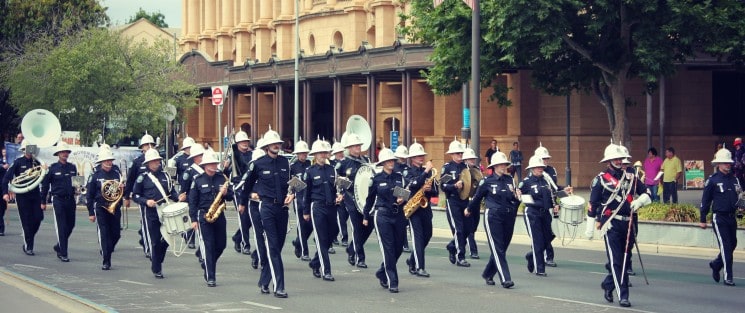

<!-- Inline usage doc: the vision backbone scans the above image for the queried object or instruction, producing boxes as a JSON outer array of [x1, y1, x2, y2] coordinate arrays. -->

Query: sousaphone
[[9, 109, 61, 194], [341, 115, 372, 152]]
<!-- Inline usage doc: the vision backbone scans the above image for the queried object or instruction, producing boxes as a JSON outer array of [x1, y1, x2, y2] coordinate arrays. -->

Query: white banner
[[60, 131, 81, 147]]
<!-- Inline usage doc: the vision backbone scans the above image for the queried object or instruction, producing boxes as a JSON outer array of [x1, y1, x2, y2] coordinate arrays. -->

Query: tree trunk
[[605, 74, 631, 149]]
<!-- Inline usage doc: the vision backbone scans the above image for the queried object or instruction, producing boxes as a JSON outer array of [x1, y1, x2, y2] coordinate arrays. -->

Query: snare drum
[[559, 195, 586, 226], [160, 202, 191, 235]]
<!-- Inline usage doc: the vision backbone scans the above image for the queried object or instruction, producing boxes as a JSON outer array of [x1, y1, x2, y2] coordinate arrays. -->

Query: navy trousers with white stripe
[[17, 194, 43, 251], [374, 210, 407, 289], [336, 203, 349, 242], [143, 207, 168, 274], [198, 211, 226, 282], [310, 203, 335, 275], [407, 207, 433, 270], [248, 200, 267, 272], [445, 198, 472, 261], [294, 199, 313, 258], [52, 196, 76, 257], [602, 219, 633, 301], [711, 213, 737, 282], [344, 196, 373, 263], [524, 207, 552, 273], [95, 206, 121, 265], [483, 208, 517, 283], [232, 188, 252, 251], [259, 202, 288, 291]]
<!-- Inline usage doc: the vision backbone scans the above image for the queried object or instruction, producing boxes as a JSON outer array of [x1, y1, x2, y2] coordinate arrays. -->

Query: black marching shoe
[[619, 299, 631, 307], [188, 242, 196, 249], [101, 263, 111, 271], [501, 280, 514, 288], [483, 275, 496, 286], [322, 274, 335, 281], [328, 247, 336, 254], [251, 254, 259, 269], [456, 259, 471, 267], [525, 254, 534, 273], [710, 261, 721, 283], [470, 253, 480, 260], [376, 271, 388, 288], [234, 240, 241, 253], [389, 287, 399, 293], [0, 231, 4, 236], [153, 272, 164, 279], [207, 280, 216, 287], [356, 261, 368, 268], [300, 255, 311, 261], [58, 255, 70, 262], [406, 259, 416, 275], [724, 280, 736, 286], [347, 253, 356, 266], [545, 259, 557, 267], [241, 247, 251, 255], [292, 240, 302, 258], [260, 285, 270, 294], [447, 246, 456, 264], [53, 244, 60, 253], [274, 290, 288, 298], [341, 240, 348, 247], [312, 267, 322, 278], [332, 239, 340, 245], [415, 269, 430, 277], [403, 246, 411, 253], [145, 252, 151, 259], [626, 268, 635, 276], [603, 288, 613, 303], [22, 246, 34, 256], [535, 272, 547, 277]]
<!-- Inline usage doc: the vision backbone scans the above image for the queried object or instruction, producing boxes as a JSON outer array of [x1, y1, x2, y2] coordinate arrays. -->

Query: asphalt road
[[0, 204, 742, 313]]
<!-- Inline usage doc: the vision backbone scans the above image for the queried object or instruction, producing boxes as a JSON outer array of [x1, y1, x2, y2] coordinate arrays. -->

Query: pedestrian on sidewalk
[[643, 147, 663, 202], [661, 147, 682, 204]]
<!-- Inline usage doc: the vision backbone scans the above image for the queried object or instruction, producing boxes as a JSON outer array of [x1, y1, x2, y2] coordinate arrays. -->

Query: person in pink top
[[643, 147, 663, 202]]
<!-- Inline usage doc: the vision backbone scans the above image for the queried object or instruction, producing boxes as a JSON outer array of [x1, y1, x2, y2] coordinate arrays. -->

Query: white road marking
[[214, 309, 252, 312], [535, 296, 658, 313], [570, 259, 605, 265], [242, 301, 282, 310], [13, 264, 46, 270], [119, 279, 153, 286], [589, 271, 607, 275]]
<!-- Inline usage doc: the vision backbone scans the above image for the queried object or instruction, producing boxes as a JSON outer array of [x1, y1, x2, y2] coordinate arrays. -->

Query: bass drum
[[353, 164, 376, 213]]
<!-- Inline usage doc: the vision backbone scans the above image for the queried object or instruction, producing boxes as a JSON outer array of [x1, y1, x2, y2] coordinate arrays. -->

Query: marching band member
[[534, 144, 562, 267], [404, 141, 437, 277], [40, 141, 78, 262], [394, 146, 411, 253], [189, 152, 231, 287], [86, 148, 123, 270], [240, 128, 293, 298], [0, 146, 7, 236], [520, 155, 560, 277], [244, 137, 267, 270], [125, 133, 156, 259], [467, 152, 519, 288], [228, 131, 253, 255], [304, 139, 342, 281], [462, 147, 480, 259], [133, 149, 183, 278], [330, 141, 348, 247], [175, 137, 196, 249], [338, 133, 373, 268], [441, 138, 471, 267], [700, 148, 739, 287], [291, 138, 312, 261], [590, 143, 650, 307], [2, 140, 45, 255], [181, 143, 205, 265], [363, 148, 406, 293]]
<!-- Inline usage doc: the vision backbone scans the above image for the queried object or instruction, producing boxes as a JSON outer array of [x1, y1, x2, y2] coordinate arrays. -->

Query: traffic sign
[[211, 85, 227, 106], [390, 131, 399, 151]]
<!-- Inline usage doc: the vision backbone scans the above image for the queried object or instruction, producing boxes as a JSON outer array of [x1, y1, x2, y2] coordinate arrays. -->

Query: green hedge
[[637, 203, 745, 226]]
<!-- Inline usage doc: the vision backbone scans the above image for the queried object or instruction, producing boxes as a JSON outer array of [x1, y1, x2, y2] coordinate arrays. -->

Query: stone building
[[178, 0, 743, 187]]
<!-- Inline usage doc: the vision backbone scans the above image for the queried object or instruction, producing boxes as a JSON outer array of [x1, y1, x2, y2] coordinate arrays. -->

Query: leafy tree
[[0, 0, 108, 141], [127, 8, 168, 28], [6, 28, 196, 144], [401, 0, 745, 146]]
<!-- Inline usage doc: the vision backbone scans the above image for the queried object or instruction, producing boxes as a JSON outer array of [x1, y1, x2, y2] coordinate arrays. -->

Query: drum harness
[[148, 173, 192, 257]]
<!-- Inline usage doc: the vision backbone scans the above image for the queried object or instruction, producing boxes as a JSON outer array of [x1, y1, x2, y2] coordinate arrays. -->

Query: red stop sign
[[212, 87, 224, 106]]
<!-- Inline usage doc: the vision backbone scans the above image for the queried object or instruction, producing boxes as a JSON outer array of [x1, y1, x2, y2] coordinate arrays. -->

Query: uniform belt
[[53, 194, 74, 199], [376, 206, 400, 214], [260, 197, 282, 204], [613, 215, 631, 221]]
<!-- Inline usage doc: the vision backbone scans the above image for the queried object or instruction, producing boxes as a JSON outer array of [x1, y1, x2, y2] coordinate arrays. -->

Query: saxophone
[[204, 175, 230, 223], [404, 168, 438, 219]]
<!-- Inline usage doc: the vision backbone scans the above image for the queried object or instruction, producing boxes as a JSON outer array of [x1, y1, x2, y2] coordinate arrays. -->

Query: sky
[[101, 0, 183, 28]]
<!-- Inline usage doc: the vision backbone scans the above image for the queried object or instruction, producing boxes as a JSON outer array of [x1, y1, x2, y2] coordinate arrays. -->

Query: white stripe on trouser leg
[[373, 210, 390, 286], [712, 214, 729, 281], [94, 208, 103, 254], [310, 203, 326, 275], [52, 205, 61, 249], [485, 209, 506, 282], [349, 209, 359, 264], [260, 202, 278, 292], [294, 198, 306, 256], [248, 201, 262, 261], [605, 235, 622, 299], [197, 215, 210, 281], [336, 211, 343, 239], [140, 205, 151, 254], [142, 206, 154, 259], [445, 199, 462, 257], [409, 219, 420, 269], [233, 191, 246, 248], [16, 207, 27, 251], [523, 212, 538, 273]]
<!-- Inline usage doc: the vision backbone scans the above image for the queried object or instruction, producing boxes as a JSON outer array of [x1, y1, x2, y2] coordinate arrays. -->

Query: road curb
[[0, 267, 117, 313]]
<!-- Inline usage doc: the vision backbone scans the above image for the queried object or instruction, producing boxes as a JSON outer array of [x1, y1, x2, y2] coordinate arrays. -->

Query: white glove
[[630, 193, 652, 212], [584, 216, 595, 239]]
